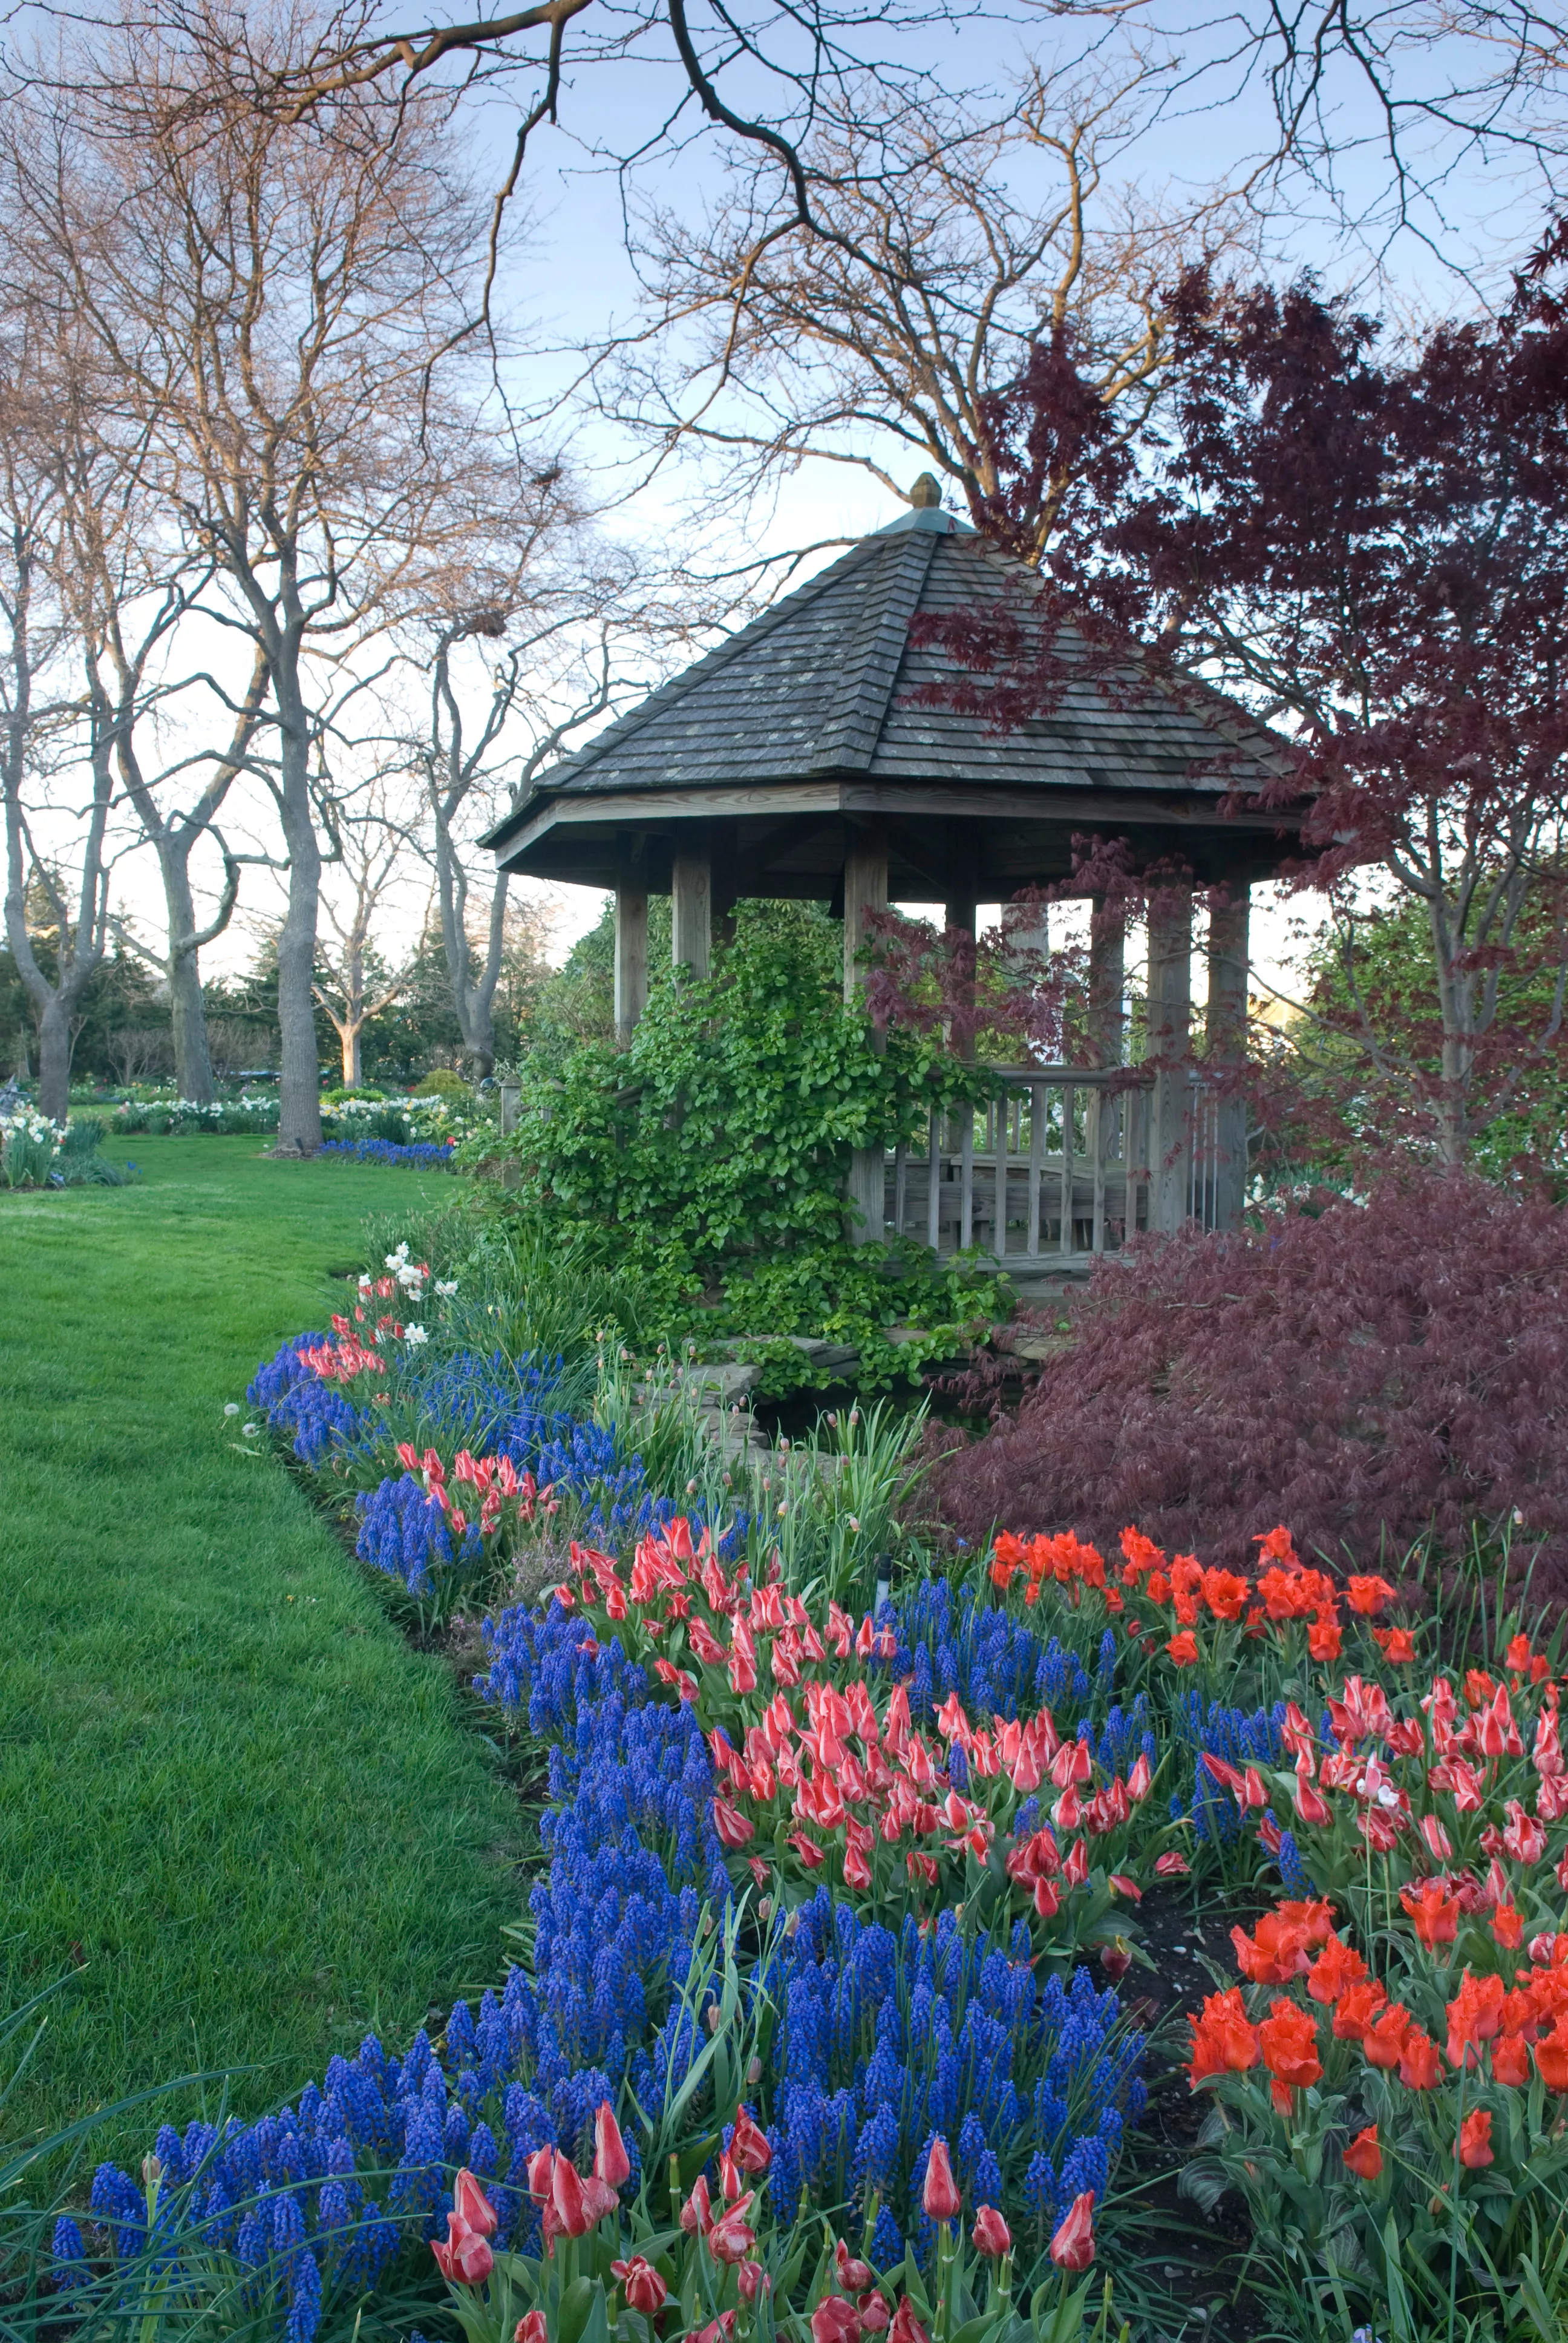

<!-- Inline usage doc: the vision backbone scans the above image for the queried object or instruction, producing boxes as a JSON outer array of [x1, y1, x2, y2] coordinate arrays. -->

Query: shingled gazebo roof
[[482, 502, 1292, 899]]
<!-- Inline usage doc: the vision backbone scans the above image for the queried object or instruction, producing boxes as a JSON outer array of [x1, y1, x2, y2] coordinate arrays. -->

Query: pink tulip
[[452, 2168, 498, 2240], [515, 2315, 547, 2343], [1050, 2192, 1096, 2272], [729, 2108, 773, 2174], [612, 2256, 668, 2314], [972, 2206, 1011, 2257], [594, 2101, 631, 2189], [836, 2240, 873, 2292], [432, 2215, 494, 2286], [921, 2137, 962, 2222]]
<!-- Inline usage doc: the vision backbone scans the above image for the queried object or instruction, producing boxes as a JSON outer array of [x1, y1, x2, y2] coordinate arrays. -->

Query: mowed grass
[[0, 1137, 523, 2157]]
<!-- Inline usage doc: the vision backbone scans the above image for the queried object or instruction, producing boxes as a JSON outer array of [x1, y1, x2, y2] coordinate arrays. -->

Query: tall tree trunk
[[162, 854, 217, 1104], [36, 994, 72, 1121], [273, 671, 322, 1153], [342, 1022, 359, 1086]]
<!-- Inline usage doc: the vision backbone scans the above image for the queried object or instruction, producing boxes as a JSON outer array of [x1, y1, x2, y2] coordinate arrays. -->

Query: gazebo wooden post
[[844, 826, 888, 1244], [613, 840, 648, 1047], [1084, 896, 1125, 1239], [944, 826, 980, 1064], [1147, 885, 1193, 1234], [671, 841, 712, 977], [1207, 882, 1251, 1231]]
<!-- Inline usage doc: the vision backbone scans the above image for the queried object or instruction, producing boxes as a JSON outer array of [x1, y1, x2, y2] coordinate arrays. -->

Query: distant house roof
[[483, 502, 1294, 897]]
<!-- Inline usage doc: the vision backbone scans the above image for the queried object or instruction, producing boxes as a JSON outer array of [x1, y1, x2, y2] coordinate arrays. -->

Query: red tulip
[[593, 2102, 631, 2189], [452, 2168, 498, 2238], [729, 2108, 773, 2174], [550, 2154, 594, 2238], [433, 2217, 494, 2286], [713, 1797, 754, 1848], [888, 2301, 931, 2343], [1050, 2192, 1096, 2271], [1343, 2126, 1382, 2180], [921, 2137, 962, 2222], [1399, 2026, 1443, 2090], [525, 2145, 555, 2204], [811, 2298, 863, 2343], [612, 2257, 669, 2315], [515, 2315, 548, 2343], [972, 2206, 1011, 2257], [680, 2175, 714, 2235], [1459, 2109, 1494, 2168], [708, 2197, 757, 2264], [836, 2241, 874, 2292], [737, 2260, 769, 2305], [1154, 1850, 1191, 1876], [858, 2292, 892, 2333]]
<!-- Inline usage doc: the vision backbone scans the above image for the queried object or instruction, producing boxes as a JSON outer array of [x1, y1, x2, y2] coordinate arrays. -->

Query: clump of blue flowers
[[760, 1891, 1145, 2273]]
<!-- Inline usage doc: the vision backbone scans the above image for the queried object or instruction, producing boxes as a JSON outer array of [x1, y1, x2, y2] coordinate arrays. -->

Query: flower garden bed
[[33, 1231, 1568, 2343]]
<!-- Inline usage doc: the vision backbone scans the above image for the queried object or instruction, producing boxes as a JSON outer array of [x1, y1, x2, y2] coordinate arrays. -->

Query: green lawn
[[0, 1137, 523, 2158]]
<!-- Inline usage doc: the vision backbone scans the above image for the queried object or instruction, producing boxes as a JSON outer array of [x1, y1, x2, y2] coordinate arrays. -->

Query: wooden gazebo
[[484, 483, 1290, 1265]]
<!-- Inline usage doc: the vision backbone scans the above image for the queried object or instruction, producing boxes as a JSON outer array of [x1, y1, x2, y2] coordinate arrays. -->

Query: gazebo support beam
[[1084, 897, 1125, 1224], [1148, 885, 1193, 1236], [843, 827, 888, 1244], [614, 847, 648, 1047], [1207, 883, 1251, 1232], [671, 845, 712, 978]]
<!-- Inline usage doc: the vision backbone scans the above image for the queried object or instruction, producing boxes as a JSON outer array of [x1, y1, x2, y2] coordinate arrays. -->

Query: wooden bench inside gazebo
[[483, 480, 1290, 1271]]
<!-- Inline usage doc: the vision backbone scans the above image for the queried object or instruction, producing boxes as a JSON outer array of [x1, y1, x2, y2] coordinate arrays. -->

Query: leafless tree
[[312, 788, 418, 1086], [22, 294, 278, 1105], [252, 0, 1563, 287], [606, 59, 1253, 561], [416, 607, 628, 1073], [11, 0, 524, 1150], [0, 326, 119, 1122]]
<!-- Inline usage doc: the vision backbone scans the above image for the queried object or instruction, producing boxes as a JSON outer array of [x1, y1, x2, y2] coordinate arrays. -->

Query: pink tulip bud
[[593, 2101, 632, 2189], [921, 2137, 962, 2223], [1050, 2191, 1096, 2272], [836, 2238, 873, 2292], [515, 2314, 547, 2343], [612, 2256, 668, 2315], [972, 2206, 1011, 2258], [452, 2169, 498, 2240]]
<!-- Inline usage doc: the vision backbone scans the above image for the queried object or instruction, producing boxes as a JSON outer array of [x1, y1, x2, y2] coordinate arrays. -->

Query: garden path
[[0, 1138, 522, 2159]]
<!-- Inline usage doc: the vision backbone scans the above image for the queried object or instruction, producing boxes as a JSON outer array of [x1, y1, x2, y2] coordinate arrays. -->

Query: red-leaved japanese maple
[[911, 224, 1568, 1172], [926, 1176, 1568, 1601]]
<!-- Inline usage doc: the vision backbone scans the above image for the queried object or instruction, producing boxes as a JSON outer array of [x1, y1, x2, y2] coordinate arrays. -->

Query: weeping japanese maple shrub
[[927, 1175, 1568, 1601]]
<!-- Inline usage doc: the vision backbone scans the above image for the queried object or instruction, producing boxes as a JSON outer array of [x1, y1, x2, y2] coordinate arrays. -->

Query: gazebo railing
[[882, 1064, 1229, 1266]]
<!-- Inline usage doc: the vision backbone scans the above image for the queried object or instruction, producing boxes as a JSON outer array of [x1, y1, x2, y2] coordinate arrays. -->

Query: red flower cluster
[[989, 1530, 1114, 1607], [1197, 1892, 1568, 2109], [393, 1441, 554, 1541], [564, 1519, 1151, 1913]]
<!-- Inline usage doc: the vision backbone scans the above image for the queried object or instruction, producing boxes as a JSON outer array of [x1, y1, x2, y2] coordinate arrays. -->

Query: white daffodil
[[403, 1324, 429, 1345], [434, 1279, 459, 1297]]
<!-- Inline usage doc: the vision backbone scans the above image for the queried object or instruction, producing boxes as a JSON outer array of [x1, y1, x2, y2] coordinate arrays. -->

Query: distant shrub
[[927, 1173, 1568, 1602], [413, 1068, 469, 1099]]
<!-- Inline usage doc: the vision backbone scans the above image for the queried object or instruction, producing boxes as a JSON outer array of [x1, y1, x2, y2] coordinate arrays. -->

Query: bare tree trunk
[[274, 672, 323, 1152], [35, 994, 73, 1121], [166, 853, 218, 1104]]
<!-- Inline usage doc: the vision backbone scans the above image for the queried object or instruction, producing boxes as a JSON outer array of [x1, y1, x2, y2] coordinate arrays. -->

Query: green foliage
[[1296, 888, 1568, 1186], [478, 904, 1004, 1384], [414, 1067, 472, 1100]]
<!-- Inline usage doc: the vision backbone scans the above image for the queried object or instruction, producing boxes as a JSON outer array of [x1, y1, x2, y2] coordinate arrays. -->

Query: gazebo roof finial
[[908, 471, 942, 508]]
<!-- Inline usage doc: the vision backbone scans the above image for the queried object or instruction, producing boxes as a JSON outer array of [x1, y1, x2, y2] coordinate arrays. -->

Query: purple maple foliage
[[927, 1173, 1568, 1602]]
